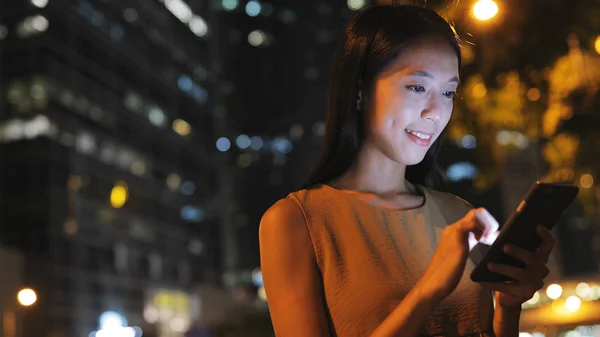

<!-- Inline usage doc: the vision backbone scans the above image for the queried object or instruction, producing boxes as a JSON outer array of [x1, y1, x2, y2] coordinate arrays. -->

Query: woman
[[259, 5, 554, 337]]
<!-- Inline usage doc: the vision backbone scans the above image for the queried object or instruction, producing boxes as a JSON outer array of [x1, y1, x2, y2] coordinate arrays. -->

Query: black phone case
[[470, 181, 579, 283]]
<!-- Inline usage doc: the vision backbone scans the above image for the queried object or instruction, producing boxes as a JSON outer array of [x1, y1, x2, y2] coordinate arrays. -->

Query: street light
[[473, 0, 499, 21], [17, 288, 37, 307]]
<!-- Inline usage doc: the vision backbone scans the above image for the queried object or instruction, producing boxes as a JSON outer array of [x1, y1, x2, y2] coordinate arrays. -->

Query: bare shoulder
[[259, 197, 312, 249], [259, 198, 307, 239]]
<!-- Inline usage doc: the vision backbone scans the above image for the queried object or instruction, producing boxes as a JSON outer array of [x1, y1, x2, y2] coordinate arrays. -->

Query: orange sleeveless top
[[287, 184, 495, 337]]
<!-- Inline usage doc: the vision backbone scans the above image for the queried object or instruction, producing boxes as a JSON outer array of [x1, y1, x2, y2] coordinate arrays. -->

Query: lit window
[[7, 81, 26, 105], [347, 0, 366, 11], [180, 205, 204, 222], [110, 181, 129, 209], [245, 1, 261, 16], [177, 75, 193, 92], [165, 0, 193, 23], [23, 115, 52, 139], [148, 105, 167, 127], [90, 11, 106, 27], [173, 119, 191, 136], [123, 8, 138, 22], [312, 121, 325, 136], [131, 160, 146, 176], [191, 86, 208, 104], [236, 134, 251, 149], [248, 30, 267, 47], [279, 9, 297, 24], [30, 0, 48, 8], [16, 15, 49, 38], [109, 24, 125, 41], [0, 120, 25, 142], [124, 92, 143, 112], [189, 16, 208, 37], [237, 153, 252, 168], [180, 181, 196, 195], [250, 136, 263, 150], [446, 162, 478, 182], [222, 0, 238, 11], [289, 124, 304, 140], [166, 173, 181, 191], [271, 137, 292, 154], [76, 131, 96, 154], [216, 137, 231, 152], [460, 134, 477, 149]]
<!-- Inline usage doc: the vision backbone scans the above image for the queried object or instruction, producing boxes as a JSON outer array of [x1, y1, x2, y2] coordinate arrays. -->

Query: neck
[[333, 145, 412, 197]]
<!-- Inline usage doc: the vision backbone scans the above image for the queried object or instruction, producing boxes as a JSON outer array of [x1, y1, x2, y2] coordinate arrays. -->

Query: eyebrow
[[407, 70, 460, 84]]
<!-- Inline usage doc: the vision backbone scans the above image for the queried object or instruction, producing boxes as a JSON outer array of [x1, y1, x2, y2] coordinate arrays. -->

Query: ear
[[357, 90, 363, 110]]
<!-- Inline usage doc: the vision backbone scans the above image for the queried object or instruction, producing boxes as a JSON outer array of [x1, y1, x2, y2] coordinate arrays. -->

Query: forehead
[[380, 36, 459, 79]]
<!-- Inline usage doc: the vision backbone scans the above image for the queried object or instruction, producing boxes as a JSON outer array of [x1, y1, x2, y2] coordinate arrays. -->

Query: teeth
[[405, 129, 432, 140]]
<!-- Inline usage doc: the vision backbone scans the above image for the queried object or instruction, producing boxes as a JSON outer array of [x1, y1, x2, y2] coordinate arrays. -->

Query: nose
[[421, 94, 442, 122]]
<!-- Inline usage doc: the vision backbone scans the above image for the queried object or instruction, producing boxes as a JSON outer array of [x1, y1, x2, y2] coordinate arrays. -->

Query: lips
[[405, 128, 434, 146]]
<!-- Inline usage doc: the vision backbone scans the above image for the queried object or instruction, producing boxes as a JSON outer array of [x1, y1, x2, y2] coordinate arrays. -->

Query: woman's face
[[364, 36, 459, 166]]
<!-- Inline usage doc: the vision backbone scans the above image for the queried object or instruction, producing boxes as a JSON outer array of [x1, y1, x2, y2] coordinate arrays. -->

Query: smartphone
[[470, 181, 579, 283]]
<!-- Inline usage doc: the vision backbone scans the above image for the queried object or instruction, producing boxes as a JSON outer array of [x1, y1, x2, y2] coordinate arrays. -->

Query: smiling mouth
[[405, 129, 433, 140]]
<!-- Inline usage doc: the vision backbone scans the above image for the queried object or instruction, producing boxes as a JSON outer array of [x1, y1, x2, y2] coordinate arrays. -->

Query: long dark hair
[[301, 5, 461, 190]]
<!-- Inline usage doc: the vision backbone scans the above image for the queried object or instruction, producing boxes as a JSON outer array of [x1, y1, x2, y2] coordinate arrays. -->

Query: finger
[[487, 263, 534, 284], [479, 282, 536, 301], [458, 209, 484, 235], [536, 226, 556, 263], [503, 244, 538, 268]]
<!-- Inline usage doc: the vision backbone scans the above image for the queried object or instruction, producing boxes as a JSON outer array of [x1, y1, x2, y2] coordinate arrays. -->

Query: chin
[[396, 151, 428, 166]]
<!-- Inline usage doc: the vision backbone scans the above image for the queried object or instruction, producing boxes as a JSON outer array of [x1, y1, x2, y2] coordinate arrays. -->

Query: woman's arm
[[259, 199, 332, 337], [260, 199, 475, 337], [492, 304, 521, 337]]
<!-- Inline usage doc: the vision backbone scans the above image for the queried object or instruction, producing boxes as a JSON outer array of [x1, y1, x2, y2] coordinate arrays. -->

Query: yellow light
[[546, 284, 563, 299], [472, 83, 488, 98], [576, 282, 593, 299], [110, 181, 128, 209], [580, 174, 594, 189], [526, 291, 540, 305], [565, 296, 581, 312], [527, 88, 541, 101], [173, 119, 191, 137], [473, 0, 499, 21], [595, 36, 600, 55], [17, 288, 37, 306], [258, 286, 267, 301]]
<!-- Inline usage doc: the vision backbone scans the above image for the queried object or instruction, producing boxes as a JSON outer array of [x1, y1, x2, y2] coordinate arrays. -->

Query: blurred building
[[211, 0, 377, 279], [0, 245, 25, 337], [0, 0, 224, 336]]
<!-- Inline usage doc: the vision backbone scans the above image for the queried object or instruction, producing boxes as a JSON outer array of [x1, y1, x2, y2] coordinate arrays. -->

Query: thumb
[[457, 209, 483, 233]]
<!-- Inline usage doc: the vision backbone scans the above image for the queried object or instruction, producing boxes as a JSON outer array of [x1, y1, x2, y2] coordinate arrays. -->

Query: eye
[[406, 85, 426, 93], [443, 91, 456, 99]]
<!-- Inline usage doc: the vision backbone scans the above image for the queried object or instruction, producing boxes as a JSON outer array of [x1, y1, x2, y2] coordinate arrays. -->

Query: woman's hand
[[417, 209, 485, 300], [480, 226, 555, 308]]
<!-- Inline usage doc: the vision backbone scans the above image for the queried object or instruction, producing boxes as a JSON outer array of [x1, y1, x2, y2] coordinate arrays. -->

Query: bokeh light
[[473, 0, 499, 21], [17, 288, 37, 306], [546, 284, 563, 299]]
